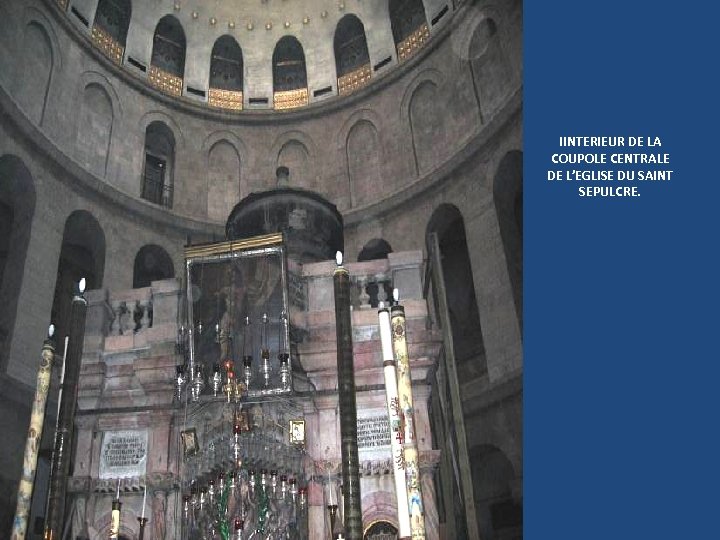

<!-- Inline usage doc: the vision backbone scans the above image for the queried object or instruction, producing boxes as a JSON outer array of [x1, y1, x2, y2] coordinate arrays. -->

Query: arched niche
[[0, 155, 36, 370], [76, 83, 114, 178], [208, 139, 241, 222], [15, 21, 53, 124], [470, 444, 522, 540], [51, 211, 106, 341], [277, 140, 311, 190], [468, 17, 512, 119], [133, 245, 174, 288], [427, 204, 487, 377], [408, 80, 445, 174], [346, 120, 381, 207], [142, 121, 175, 208], [493, 151, 523, 332]]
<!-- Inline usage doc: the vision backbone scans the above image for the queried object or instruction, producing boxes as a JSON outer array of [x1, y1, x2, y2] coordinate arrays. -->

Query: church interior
[[0, 0, 522, 538]]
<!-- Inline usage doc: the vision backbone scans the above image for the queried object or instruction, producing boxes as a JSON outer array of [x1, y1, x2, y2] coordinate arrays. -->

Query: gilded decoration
[[273, 88, 309, 110], [91, 25, 124, 65], [338, 63, 372, 96], [397, 23, 430, 62], [149, 65, 183, 97], [208, 88, 243, 110]]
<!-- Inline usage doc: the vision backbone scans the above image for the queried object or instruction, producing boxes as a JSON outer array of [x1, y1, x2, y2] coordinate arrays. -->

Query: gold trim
[[397, 23, 430, 62], [184, 233, 284, 259], [338, 63, 372, 96], [208, 88, 243, 110], [273, 88, 309, 110], [149, 65, 183, 97], [92, 25, 124, 65]]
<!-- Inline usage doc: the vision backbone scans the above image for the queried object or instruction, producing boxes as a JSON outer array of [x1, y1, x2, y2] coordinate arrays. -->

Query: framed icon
[[289, 420, 305, 446], [181, 428, 199, 458]]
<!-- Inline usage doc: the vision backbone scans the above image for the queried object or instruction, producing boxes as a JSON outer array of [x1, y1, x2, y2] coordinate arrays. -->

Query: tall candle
[[116, 478, 121, 500], [141, 484, 147, 519], [328, 469, 334, 505]]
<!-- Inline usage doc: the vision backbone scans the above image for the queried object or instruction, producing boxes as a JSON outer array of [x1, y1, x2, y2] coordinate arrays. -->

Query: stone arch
[[361, 491, 399, 536], [133, 245, 174, 288], [335, 108, 385, 205], [93, 0, 132, 47], [209, 35, 244, 92], [51, 210, 106, 341], [469, 444, 522, 540], [334, 14, 371, 78], [358, 239, 392, 262], [408, 80, 443, 175], [0, 155, 36, 371], [15, 21, 53, 124], [151, 15, 186, 78], [389, 0, 428, 53], [202, 130, 247, 207], [272, 35, 307, 92], [399, 69, 444, 175], [207, 139, 241, 222], [270, 131, 317, 190], [346, 120, 382, 208], [76, 83, 114, 177], [493, 150, 523, 332], [451, 8, 514, 120], [427, 204, 487, 377], [139, 111, 184, 149], [141, 121, 175, 208]]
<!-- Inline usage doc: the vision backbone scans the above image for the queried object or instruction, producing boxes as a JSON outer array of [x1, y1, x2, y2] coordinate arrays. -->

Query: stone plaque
[[357, 412, 391, 453], [99, 430, 148, 479]]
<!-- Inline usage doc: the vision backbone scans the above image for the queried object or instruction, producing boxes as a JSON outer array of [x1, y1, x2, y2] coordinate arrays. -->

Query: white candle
[[116, 477, 120, 500], [328, 469, 334, 505], [141, 484, 147, 519]]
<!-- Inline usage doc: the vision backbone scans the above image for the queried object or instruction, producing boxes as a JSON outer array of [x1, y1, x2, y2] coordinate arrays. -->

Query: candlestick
[[378, 302, 411, 539], [391, 290, 426, 540], [332, 252, 362, 540], [10, 325, 55, 540], [141, 484, 147, 519], [137, 517, 148, 540], [45, 279, 88, 540]]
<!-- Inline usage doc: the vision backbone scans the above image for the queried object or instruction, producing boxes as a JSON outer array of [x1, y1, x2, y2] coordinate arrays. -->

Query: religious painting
[[180, 428, 199, 458], [185, 233, 291, 395]]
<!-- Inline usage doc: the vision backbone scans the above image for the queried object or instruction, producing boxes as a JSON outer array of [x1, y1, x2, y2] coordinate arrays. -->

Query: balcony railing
[[141, 174, 173, 208]]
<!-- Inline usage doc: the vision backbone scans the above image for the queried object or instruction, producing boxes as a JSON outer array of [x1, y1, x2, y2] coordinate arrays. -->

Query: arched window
[[51, 211, 106, 341], [209, 35, 244, 110], [150, 15, 186, 96], [0, 156, 35, 369], [427, 204, 486, 376], [493, 151, 523, 331], [364, 521, 399, 539], [92, 0, 131, 64], [272, 36, 308, 110], [133, 245, 174, 288], [334, 15, 371, 95], [389, 0, 429, 61], [470, 445, 522, 540], [142, 121, 175, 208], [357, 239, 392, 262]]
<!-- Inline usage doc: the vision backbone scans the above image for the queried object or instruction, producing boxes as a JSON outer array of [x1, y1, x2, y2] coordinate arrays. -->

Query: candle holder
[[137, 517, 148, 540], [327, 504, 339, 537]]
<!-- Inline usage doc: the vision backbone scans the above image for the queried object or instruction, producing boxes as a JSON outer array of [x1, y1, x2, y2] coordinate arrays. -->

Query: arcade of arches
[[0, 0, 522, 538]]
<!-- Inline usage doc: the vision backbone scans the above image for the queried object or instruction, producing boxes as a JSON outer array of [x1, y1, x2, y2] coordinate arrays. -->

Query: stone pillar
[[152, 490, 167, 540]]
